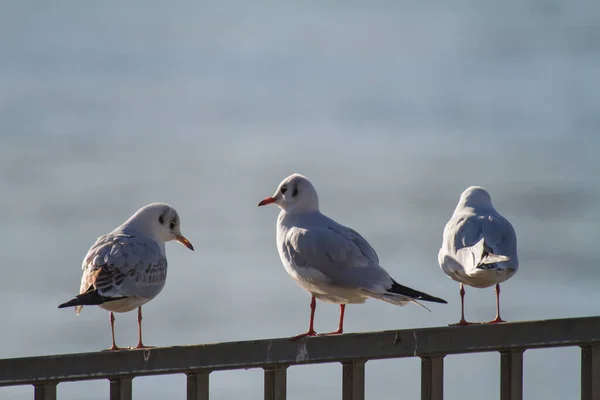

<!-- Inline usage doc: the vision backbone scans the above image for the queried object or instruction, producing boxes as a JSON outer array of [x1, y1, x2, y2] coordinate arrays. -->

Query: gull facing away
[[438, 186, 518, 325], [258, 173, 447, 340], [58, 203, 194, 350]]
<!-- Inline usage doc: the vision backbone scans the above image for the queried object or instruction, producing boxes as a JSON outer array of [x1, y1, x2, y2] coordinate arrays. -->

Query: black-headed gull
[[438, 186, 518, 325], [258, 173, 447, 340], [58, 203, 194, 350]]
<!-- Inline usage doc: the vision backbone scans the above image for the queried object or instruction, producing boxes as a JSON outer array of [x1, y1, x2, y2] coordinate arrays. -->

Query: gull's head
[[257, 173, 319, 213], [458, 186, 493, 210], [124, 203, 194, 250]]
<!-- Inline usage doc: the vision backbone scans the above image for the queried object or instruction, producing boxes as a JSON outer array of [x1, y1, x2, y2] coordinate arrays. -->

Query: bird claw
[[290, 330, 317, 341], [103, 345, 123, 352], [449, 319, 474, 326]]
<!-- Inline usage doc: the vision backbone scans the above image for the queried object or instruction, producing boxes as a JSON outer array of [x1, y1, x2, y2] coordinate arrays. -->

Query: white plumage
[[259, 173, 446, 339], [438, 186, 518, 324], [59, 203, 193, 349]]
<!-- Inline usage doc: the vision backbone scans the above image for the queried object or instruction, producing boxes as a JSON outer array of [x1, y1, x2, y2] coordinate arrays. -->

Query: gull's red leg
[[450, 283, 472, 326], [488, 284, 506, 323], [318, 304, 346, 336], [107, 312, 121, 351], [290, 296, 317, 340], [134, 306, 153, 349]]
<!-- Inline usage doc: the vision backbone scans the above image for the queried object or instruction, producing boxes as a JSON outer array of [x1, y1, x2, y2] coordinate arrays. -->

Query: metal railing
[[1, 316, 599, 400]]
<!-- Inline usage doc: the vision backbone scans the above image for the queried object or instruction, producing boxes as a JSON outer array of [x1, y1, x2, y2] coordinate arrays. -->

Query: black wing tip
[[57, 291, 110, 309], [390, 280, 448, 305], [413, 293, 448, 304], [58, 298, 87, 309], [58, 297, 80, 309], [428, 296, 448, 304], [475, 264, 500, 271]]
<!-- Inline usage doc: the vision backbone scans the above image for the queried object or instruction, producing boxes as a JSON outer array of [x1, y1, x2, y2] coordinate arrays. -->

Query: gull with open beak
[[58, 203, 194, 350], [259, 173, 447, 340]]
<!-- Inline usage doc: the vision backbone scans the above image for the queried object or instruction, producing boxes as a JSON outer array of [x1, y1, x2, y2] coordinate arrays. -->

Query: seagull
[[258, 173, 447, 340], [58, 203, 194, 350], [438, 186, 518, 325]]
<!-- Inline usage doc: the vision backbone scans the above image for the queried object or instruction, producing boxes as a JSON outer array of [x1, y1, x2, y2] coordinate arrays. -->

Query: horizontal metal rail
[[1, 316, 599, 400]]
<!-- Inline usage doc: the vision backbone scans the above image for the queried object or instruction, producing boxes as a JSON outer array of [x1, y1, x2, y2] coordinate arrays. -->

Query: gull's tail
[[473, 238, 511, 270]]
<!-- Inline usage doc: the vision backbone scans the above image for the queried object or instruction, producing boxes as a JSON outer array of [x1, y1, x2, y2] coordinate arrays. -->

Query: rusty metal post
[[581, 345, 600, 400], [421, 355, 444, 400], [500, 349, 523, 400], [342, 360, 365, 400]]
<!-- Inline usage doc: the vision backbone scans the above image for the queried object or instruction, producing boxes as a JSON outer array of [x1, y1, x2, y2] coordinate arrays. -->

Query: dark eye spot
[[292, 186, 298, 197], [169, 220, 176, 230], [280, 185, 288, 194], [158, 214, 165, 225]]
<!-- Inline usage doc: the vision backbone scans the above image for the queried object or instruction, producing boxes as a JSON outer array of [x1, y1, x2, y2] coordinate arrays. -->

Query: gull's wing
[[282, 224, 391, 292], [444, 211, 517, 272], [75, 233, 166, 313]]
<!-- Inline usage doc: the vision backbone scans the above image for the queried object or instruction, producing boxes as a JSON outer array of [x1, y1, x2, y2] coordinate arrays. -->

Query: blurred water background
[[1, 1, 599, 399]]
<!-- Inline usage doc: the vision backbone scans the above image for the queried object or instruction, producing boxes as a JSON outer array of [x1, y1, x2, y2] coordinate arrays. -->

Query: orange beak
[[257, 197, 276, 207], [175, 234, 194, 251]]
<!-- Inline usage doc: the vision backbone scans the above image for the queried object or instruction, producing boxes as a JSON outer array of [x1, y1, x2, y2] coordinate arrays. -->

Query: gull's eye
[[280, 185, 288, 194], [292, 186, 298, 197], [169, 220, 176, 230]]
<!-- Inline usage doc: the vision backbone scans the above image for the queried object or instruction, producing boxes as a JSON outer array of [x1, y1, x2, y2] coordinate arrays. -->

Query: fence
[[1, 316, 599, 400]]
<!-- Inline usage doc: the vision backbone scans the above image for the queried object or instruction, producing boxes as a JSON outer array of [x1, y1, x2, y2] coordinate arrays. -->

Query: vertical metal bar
[[581, 345, 600, 400], [264, 366, 287, 400], [421, 355, 444, 400], [187, 371, 210, 400], [109, 377, 133, 400], [34, 383, 57, 400], [500, 350, 523, 400], [342, 360, 366, 400]]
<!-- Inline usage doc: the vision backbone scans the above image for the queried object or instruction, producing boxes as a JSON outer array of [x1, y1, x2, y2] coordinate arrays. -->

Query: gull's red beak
[[175, 234, 194, 251], [258, 197, 276, 207]]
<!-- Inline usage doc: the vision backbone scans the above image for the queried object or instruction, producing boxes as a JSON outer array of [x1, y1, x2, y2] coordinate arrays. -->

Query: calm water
[[1, 1, 599, 399]]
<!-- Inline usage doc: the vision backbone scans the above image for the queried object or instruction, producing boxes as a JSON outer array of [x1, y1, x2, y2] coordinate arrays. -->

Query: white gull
[[438, 186, 518, 325], [58, 203, 194, 350], [259, 173, 447, 340]]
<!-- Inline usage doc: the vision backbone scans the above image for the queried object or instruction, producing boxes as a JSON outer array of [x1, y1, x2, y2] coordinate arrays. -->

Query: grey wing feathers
[[284, 225, 390, 289], [346, 228, 379, 265], [79, 233, 166, 301]]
